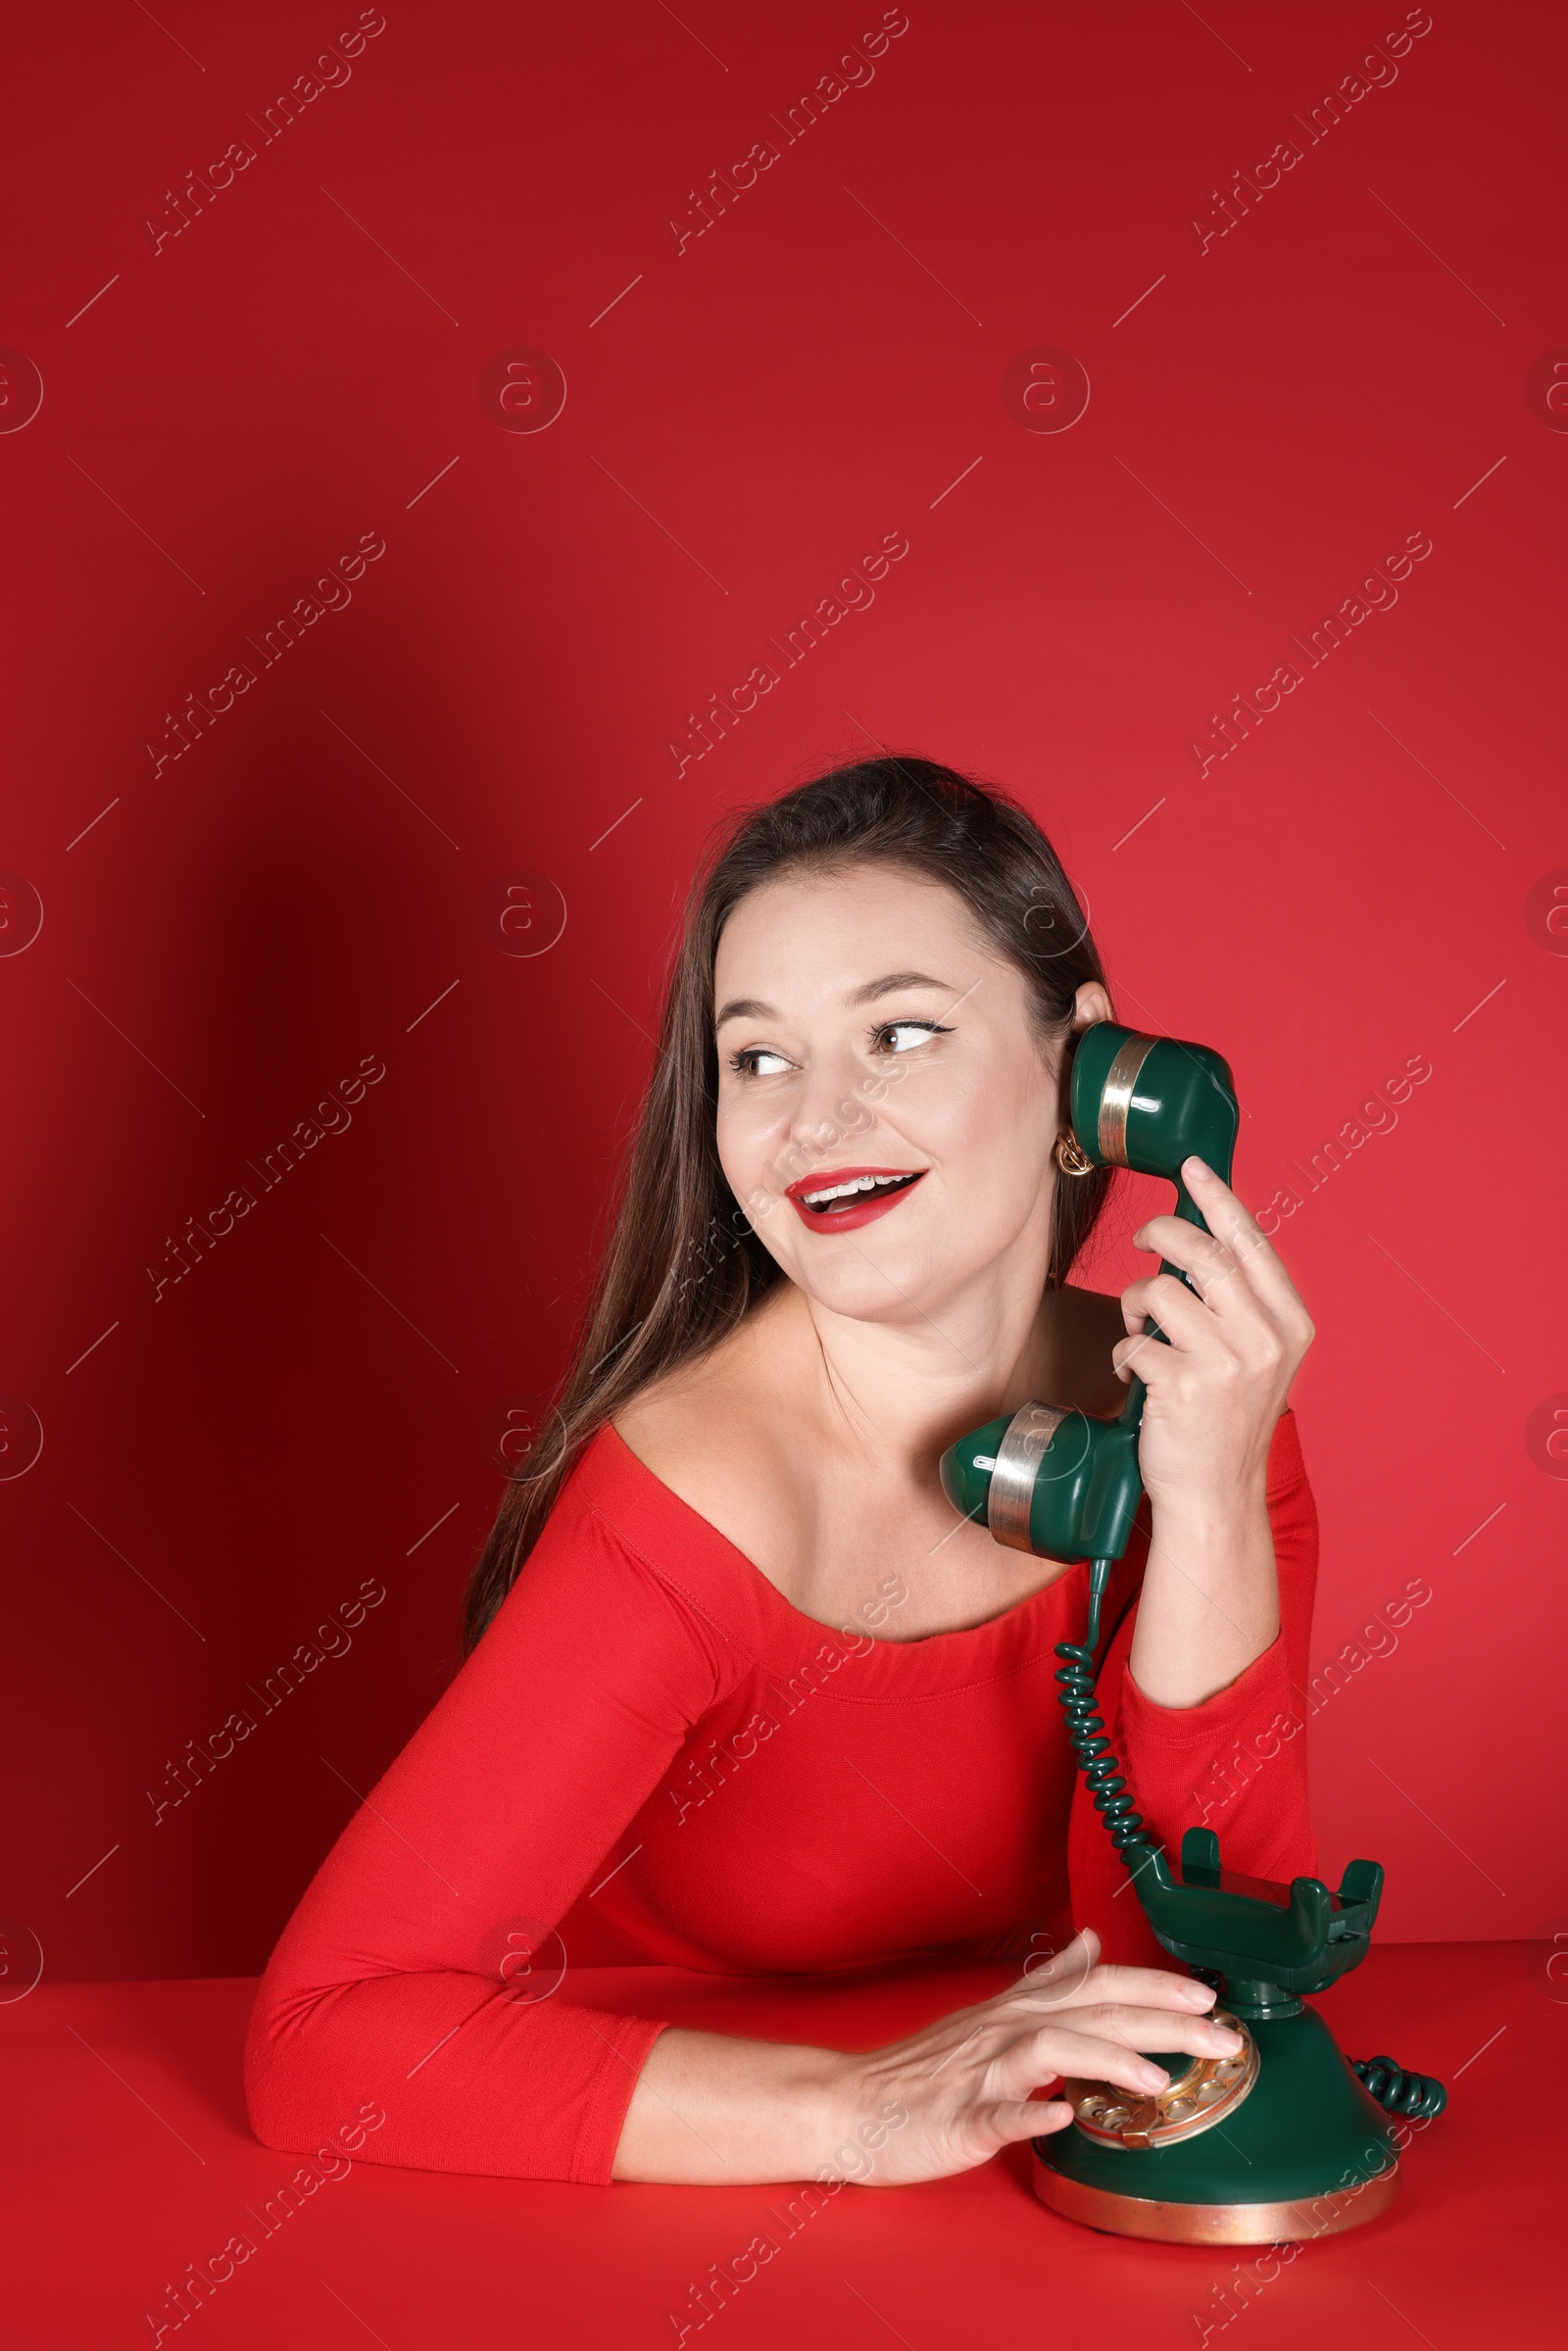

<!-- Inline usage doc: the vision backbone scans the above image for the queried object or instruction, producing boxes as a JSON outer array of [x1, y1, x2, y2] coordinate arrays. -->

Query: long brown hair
[[462, 757, 1114, 1651]]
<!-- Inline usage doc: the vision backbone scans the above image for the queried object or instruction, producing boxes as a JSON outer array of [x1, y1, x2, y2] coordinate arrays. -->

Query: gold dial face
[[1062, 2011, 1260, 2150]]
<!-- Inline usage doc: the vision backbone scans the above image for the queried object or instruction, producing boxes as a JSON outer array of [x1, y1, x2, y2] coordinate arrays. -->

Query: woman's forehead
[[715, 867, 989, 978]]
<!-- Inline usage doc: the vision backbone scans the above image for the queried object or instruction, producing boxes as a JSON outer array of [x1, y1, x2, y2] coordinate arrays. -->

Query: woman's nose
[[788, 1057, 876, 1165]]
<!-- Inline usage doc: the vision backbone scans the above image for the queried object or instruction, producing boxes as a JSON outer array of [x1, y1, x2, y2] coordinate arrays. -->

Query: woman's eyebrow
[[844, 971, 952, 1006], [714, 973, 953, 1030]]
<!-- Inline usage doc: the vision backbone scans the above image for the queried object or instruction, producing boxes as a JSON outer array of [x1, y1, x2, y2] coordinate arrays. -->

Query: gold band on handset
[[985, 1402, 1065, 1551], [1096, 1032, 1158, 1167]]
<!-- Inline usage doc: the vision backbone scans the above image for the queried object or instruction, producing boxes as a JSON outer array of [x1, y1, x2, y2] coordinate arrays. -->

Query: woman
[[245, 758, 1317, 2188]]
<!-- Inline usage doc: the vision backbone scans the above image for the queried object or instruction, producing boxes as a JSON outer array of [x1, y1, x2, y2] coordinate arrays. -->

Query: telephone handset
[[941, 1024, 1241, 1567], [938, 1023, 1446, 2245]]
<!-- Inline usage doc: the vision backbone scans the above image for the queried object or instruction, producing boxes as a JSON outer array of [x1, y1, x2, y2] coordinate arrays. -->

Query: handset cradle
[[938, 1024, 1445, 2243]]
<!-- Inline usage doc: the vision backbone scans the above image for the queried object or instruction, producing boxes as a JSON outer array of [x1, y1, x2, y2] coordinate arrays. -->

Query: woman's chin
[[789, 1247, 958, 1328]]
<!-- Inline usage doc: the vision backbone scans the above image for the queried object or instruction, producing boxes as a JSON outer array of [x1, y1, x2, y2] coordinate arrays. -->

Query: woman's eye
[[731, 1047, 792, 1078], [873, 1021, 952, 1054]]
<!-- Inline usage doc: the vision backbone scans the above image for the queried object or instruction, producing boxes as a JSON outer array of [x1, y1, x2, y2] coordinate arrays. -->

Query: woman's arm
[[244, 1488, 725, 2184], [1118, 1156, 1315, 1707], [612, 1932, 1245, 2184]]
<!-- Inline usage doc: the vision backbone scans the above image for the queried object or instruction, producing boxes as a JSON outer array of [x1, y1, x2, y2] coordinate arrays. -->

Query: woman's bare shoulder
[[610, 1292, 825, 1587], [612, 1293, 801, 1510]]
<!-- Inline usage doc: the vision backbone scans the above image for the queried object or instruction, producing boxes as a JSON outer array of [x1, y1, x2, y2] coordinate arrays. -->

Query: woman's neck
[[765, 1241, 1119, 1480]]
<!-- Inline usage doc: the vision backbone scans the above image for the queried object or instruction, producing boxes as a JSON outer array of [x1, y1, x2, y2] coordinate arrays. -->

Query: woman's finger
[[1008, 1929, 1099, 2001], [993, 2028, 1167, 2102], [1133, 1213, 1246, 1303], [985, 2097, 1075, 2146], [1134, 1217, 1296, 1347], [1058, 2004, 1245, 2058], [1180, 1157, 1309, 1323], [1017, 1961, 1215, 2017], [1007, 2012, 1242, 2097], [1116, 1273, 1215, 1357]]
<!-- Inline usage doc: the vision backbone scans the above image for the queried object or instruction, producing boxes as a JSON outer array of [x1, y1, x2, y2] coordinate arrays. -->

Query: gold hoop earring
[[1054, 1131, 1095, 1178]]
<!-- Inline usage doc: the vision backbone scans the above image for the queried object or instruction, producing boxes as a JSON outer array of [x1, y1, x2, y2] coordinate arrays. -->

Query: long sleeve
[[1068, 1409, 1319, 1967], [244, 1480, 729, 2184]]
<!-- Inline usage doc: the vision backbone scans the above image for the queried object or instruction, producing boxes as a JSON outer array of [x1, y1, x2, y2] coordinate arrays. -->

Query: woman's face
[[713, 864, 1095, 1328]]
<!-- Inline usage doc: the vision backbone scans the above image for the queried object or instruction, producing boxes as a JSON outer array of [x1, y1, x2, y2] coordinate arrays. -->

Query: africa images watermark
[[664, 1575, 909, 1828], [664, 532, 910, 780], [656, 999, 926, 1313], [1188, 2106, 1439, 2343], [664, 2099, 912, 2342], [142, 11, 389, 257], [146, 1578, 388, 1827], [1255, 1053, 1433, 1235], [144, 532, 388, 779], [664, 11, 910, 257], [145, 1053, 387, 1301], [1189, 531, 1433, 778], [141, 2099, 388, 2343], [1195, 1573, 1434, 1828], [1188, 10, 1434, 256]]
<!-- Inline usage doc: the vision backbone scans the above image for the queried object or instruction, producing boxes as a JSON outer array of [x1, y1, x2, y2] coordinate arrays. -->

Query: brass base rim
[[1031, 2152, 1401, 2243]]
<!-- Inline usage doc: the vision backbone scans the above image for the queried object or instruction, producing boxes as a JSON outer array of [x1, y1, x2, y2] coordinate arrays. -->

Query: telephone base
[[1029, 2002, 1403, 2244], [1030, 2156, 1401, 2244]]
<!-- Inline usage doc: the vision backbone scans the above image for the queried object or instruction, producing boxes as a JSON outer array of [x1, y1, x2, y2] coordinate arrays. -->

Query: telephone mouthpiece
[[941, 1398, 1143, 1565], [939, 1416, 1010, 1526]]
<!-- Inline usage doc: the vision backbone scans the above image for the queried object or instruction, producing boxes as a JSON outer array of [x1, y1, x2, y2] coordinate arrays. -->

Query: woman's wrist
[[1147, 1451, 1269, 1532], [614, 2028, 859, 2183], [797, 2045, 865, 2173], [1133, 1487, 1280, 1708]]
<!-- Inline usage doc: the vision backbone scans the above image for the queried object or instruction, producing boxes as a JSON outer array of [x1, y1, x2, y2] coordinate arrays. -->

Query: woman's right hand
[[831, 1928, 1244, 2185]]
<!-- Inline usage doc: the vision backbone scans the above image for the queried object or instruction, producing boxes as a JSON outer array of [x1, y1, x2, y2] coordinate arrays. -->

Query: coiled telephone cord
[[1053, 1617, 1159, 1874], [1350, 2056, 1446, 2119], [1053, 1567, 1446, 2128]]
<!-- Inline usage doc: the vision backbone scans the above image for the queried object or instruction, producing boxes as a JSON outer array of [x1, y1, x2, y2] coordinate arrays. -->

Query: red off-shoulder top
[[245, 1413, 1316, 2182]]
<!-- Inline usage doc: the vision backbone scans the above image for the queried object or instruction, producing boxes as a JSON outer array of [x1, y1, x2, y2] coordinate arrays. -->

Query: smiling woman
[[451, 761, 1118, 1618], [246, 758, 1319, 2194]]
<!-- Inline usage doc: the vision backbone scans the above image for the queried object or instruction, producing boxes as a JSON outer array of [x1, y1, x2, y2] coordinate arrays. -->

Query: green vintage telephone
[[940, 1025, 1446, 2244]]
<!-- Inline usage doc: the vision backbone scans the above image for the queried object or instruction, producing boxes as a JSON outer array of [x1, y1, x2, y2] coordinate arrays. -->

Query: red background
[[2, 0, 1563, 1986]]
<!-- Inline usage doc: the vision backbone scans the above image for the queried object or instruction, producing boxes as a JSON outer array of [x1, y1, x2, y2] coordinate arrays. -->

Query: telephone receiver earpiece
[[940, 1023, 1240, 1566], [1066, 1021, 1239, 1229]]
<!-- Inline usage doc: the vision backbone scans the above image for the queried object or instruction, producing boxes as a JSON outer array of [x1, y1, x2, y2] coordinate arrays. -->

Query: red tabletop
[[5, 1941, 1554, 2348]]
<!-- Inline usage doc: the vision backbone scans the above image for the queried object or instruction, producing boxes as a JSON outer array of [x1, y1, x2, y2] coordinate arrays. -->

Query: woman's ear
[[1071, 982, 1113, 1033]]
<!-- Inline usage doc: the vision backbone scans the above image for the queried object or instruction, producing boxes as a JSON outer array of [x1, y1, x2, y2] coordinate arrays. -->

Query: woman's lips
[[783, 1166, 928, 1233]]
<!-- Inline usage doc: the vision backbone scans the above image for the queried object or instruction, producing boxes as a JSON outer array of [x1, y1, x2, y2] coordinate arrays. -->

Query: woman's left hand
[[1115, 1158, 1313, 1706], [1114, 1156, 1313, 1519]]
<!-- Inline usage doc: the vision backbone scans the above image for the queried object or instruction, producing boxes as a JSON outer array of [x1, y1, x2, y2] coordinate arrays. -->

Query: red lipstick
[[783, 1165, 928, 1233]]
